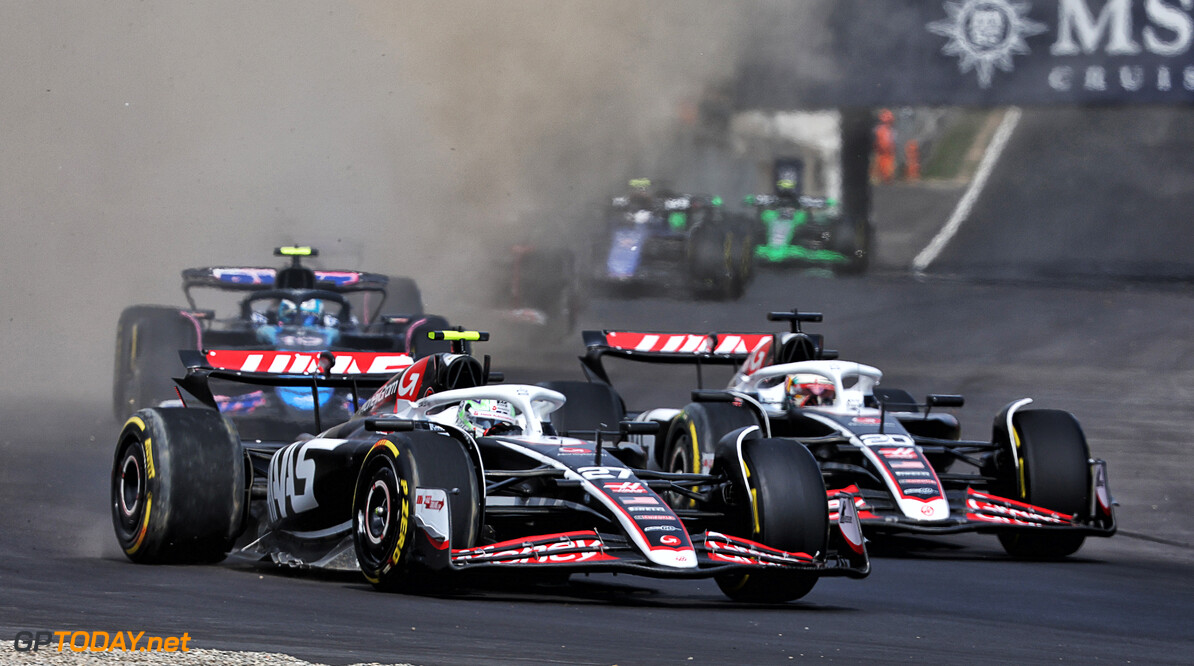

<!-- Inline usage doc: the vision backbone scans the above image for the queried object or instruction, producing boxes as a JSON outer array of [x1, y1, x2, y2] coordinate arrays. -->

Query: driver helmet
[[278, 298, 325, 327], [786, 374, 836, 407], [456, 399, 521, 437]]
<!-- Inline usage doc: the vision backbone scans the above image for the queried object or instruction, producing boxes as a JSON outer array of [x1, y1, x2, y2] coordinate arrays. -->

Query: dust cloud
[[0, 1, 831, 399]]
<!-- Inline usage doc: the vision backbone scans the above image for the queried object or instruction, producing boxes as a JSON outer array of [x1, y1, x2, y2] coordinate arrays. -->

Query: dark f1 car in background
[[592, 179, 755, 300], [746, 158, 870, 274], [111, 331, 868, 603], [486, 244, 582, 339], [112, 246, 450, 427], [570, 309, 1116, 559]]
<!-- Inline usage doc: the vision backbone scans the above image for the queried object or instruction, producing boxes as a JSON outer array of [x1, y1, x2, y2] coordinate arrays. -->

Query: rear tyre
[[664, 403, 758, 507], [997, 409, 1091, 559], [111, 408, 244, 564], [716, 438, 828, 602], [664, 402, 758, 478], [687, 227, 739, 300], [353, 431, 480, 592], [112, 306, 198, 420], [406, 315, 452, 357]]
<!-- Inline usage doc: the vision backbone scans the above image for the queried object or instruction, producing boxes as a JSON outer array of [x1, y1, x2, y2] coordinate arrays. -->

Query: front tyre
[[997, 409, 1091, 559], [111, 408, 244, 564], [716, 438, 828, 603], [353, 438, 418, 591], [352, 431, 481, 592]]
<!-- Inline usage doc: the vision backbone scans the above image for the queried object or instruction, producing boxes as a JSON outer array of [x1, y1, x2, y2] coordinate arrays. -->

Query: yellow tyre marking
[[124, 416, 146, 432], [744, 460, 761, 536], [389, 478, 410, 567], [687, 421, 700, 474], [1012, 428, 1026, 499], [354, 440, 410, 578], [126, 492, 152, 555], [143, 438, 155, 480], [730, 458, 762, 594]]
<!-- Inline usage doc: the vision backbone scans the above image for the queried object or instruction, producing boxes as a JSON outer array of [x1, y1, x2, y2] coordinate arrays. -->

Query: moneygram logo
[[12, 630, 191, 653]]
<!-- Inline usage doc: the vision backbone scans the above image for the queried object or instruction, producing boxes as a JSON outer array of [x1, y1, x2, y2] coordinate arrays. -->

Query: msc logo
[[930, 0, 1194, 91], [929, 0, 1048, 88]]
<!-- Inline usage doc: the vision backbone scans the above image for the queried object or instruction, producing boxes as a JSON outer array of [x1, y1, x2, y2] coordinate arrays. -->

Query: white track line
[[912, 106, 1023, 274]]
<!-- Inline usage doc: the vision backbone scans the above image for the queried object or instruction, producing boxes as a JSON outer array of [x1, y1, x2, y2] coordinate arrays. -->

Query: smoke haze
[[0, 1, 828, 397]]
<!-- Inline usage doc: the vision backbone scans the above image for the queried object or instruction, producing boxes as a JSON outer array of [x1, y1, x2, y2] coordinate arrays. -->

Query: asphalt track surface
[[4, 110, 1194, 664]]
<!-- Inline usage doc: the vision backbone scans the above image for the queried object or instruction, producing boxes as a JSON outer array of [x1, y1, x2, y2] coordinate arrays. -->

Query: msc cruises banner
[[734, 0, 1194, 107]]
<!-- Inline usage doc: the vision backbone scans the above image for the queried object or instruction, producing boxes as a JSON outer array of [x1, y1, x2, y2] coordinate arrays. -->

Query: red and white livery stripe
[[206, 349, 413, 375], [602, 332, 772, 357]]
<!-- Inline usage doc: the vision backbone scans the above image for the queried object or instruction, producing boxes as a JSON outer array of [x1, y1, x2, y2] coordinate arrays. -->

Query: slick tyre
[[112, 306, 198, 420], [111, 408, 245, 564], [998, 409, 1091, 559], [664, 402, 758, 478], [536, 380, 625, 435], [664, 403, 758, 508], [353, 431, 480, 593], [406, 315, 452, 357], [687, 228, 739, 300], [717, 438, 828, 603]]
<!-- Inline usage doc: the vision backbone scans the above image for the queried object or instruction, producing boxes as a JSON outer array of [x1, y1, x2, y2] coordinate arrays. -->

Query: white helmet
[[456, 399, 521, 437], [786, 374, 836, 407]]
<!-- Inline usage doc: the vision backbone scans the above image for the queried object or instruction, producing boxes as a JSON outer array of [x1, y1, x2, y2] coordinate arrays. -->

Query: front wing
[[827, 461, 1116, 537], [415, 495, 869, 580], [441, 529, 866, 579]]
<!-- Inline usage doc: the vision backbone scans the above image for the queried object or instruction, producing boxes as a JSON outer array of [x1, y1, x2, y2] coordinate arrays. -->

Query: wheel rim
[[119, 453, 142, 517], [355, 456, 405, 575], [112, 439, 147, 542], [667, 438, 691, 475], [364, 479, 391, 546], [664, 435, 696, 509]]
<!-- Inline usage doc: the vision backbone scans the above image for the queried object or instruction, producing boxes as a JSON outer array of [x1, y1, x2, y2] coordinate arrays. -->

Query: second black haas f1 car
[[112, 246, 451, 432], [111, 331, 868, 603], [576, 309, 1116, 559]]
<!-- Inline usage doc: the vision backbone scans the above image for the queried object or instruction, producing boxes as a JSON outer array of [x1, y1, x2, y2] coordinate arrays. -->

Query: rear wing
[[181, 267, 391, 305], [579, 310, 834, 386], [174, 349, 406, 430]]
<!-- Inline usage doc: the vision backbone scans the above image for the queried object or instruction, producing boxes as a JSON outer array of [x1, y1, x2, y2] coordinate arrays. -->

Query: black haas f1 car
[[574, 309, 1116, 559], [111, 331, 868, 603], [592, 179, 755, 300], [112, 246, 450, 426]]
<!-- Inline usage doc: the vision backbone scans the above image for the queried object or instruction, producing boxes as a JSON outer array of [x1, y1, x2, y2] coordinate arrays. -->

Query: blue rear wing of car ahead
[[181, 267, 390, 293]]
